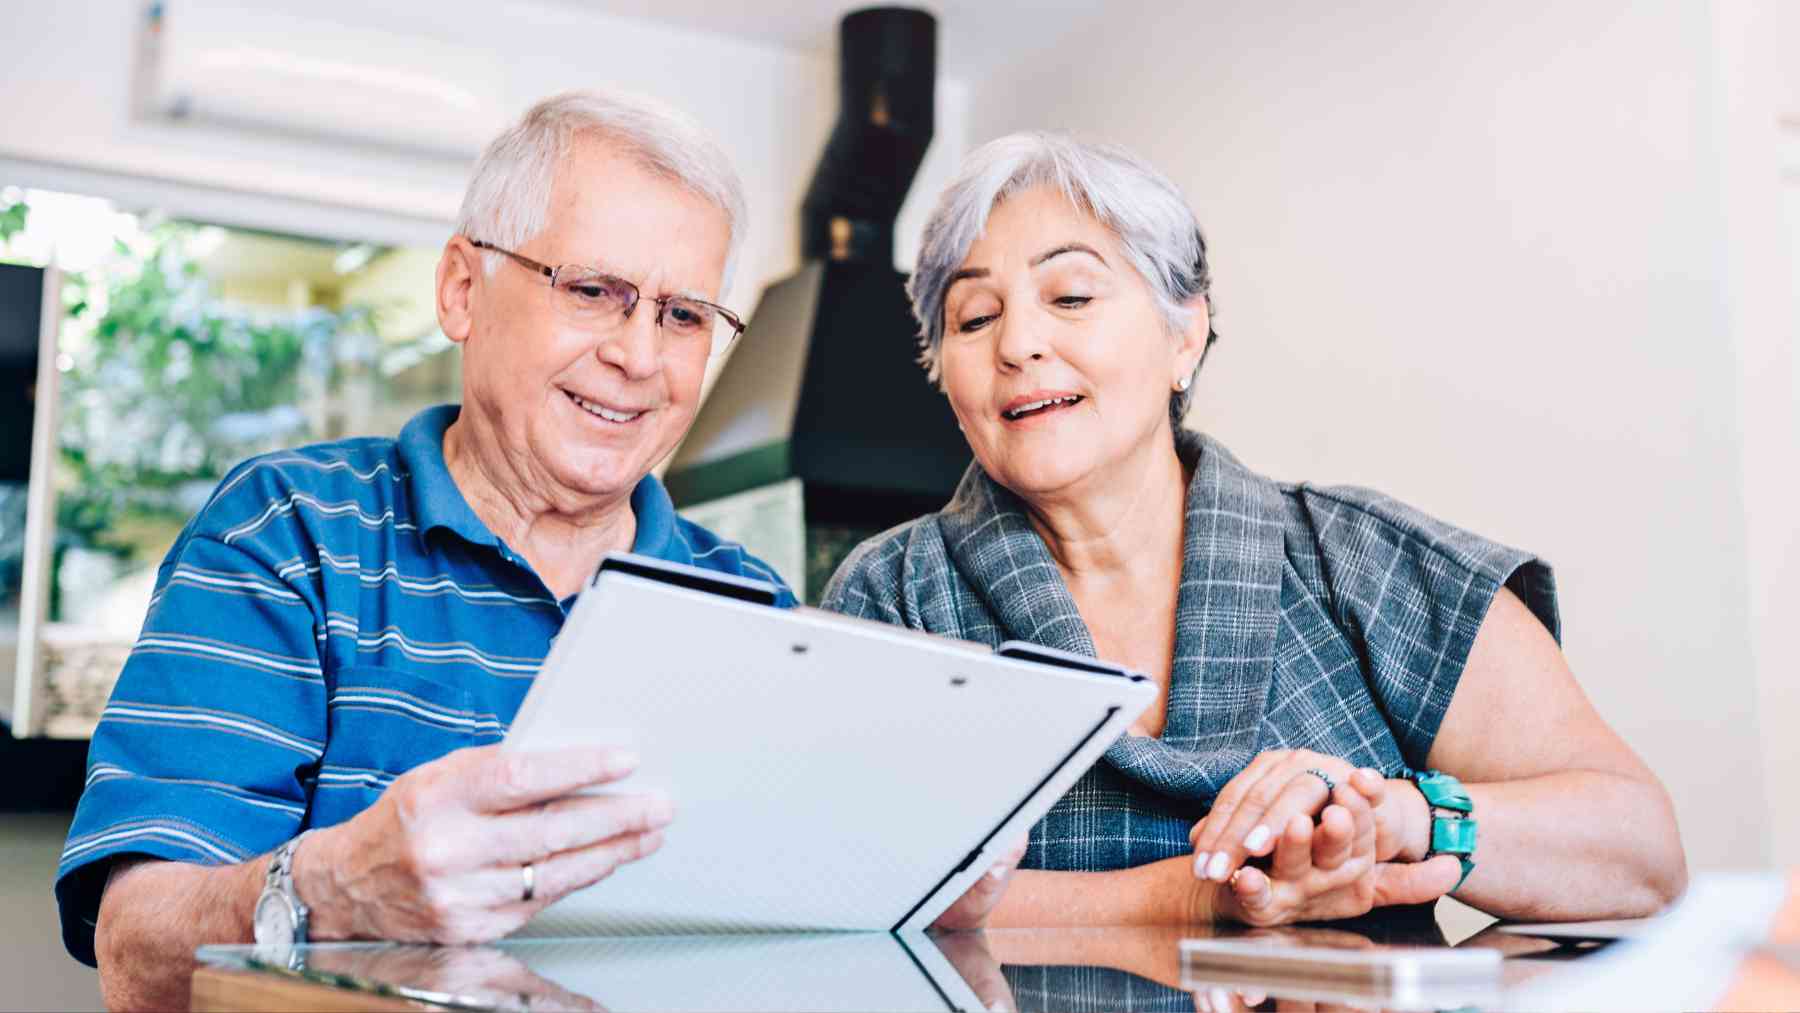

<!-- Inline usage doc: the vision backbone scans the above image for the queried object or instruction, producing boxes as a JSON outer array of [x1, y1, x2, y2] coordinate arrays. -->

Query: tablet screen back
[[506, 572, 1152, 936]]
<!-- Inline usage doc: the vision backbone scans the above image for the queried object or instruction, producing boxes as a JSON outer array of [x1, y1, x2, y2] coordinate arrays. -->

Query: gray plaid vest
[[821, 429, 1557, 873]]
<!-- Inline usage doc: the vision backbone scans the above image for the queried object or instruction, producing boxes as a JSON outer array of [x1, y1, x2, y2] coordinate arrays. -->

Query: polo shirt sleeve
[[53, 502, 326, 966], [1296, 485, 1560, 769]]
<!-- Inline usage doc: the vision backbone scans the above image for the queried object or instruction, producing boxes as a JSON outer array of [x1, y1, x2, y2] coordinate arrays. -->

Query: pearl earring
[[1174, 376, 1191, 393]]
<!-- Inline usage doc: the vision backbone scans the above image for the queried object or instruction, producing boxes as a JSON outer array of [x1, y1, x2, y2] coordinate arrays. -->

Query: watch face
[[254, 890, 296, 948]]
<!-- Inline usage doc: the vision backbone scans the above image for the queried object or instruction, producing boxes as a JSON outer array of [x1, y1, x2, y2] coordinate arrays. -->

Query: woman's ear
[[436, 237, 481, 346], [1173, 295, 1212, 386]]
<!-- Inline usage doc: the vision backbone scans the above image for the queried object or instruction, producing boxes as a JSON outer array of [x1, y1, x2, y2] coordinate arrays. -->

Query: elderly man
[[54, 91, 803, 1009]]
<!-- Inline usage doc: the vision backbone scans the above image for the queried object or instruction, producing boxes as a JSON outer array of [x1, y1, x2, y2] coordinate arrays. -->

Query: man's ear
[[436, 237, 481, 345]]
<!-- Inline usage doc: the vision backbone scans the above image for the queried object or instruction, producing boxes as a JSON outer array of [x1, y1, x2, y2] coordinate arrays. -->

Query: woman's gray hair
[[908, 131, 1215, 425], [456, 89, 747, 293]]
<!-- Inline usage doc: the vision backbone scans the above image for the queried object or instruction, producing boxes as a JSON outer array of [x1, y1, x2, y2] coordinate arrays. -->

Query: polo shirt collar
[[628, 471, 683, 562], [398, 404, 686, 562], [399, 405, 497, 548]]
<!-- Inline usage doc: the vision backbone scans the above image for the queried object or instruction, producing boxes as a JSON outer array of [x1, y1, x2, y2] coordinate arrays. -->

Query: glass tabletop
[[197, 910, 1588, 1013]]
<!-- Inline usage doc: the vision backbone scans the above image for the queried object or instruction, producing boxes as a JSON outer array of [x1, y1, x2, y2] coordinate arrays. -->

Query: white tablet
[[503, 553, 1156, 938]]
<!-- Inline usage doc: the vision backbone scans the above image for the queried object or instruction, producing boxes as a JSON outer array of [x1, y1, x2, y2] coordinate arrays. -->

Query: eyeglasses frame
[[467, 238, 747, 353]]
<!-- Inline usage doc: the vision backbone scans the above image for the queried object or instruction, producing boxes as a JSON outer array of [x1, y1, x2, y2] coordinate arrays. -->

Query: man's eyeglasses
[[469, 238, 747, 357]]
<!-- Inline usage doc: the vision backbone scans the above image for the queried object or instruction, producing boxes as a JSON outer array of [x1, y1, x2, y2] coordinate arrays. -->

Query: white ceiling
[[534, 0, 1108, 81]]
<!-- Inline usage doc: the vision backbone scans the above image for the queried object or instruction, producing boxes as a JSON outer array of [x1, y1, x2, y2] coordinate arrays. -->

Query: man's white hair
[[455, 89, 747, 293]]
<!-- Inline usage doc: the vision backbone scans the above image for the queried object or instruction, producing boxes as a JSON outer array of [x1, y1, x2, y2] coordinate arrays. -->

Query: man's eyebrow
[[1030, 243, 1107, 268]]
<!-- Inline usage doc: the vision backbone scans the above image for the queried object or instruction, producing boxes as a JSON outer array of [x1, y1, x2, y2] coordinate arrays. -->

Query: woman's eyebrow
[[947, 266, 990, 289], [1031, 243, 1108, 268]]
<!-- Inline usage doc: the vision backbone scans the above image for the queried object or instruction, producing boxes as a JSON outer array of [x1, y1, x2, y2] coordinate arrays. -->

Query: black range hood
[[666, 7, 970, 598]]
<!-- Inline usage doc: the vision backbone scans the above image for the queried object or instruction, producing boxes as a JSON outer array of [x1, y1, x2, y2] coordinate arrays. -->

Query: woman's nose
[[994, 315, 1051, 369]]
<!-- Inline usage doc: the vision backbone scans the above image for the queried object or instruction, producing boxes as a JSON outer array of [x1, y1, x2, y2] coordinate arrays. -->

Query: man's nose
[[596, 305, 662, 380]]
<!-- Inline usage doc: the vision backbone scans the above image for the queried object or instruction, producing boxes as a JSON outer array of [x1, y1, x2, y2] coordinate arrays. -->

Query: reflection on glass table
[[202, 932, 987, 1013], [195, 873, 1800, 1013], [192, 913, 1551, 1013]]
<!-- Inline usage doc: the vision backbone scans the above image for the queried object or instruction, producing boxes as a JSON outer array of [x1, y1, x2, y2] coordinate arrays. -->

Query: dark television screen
[[0, 262, 43, 483]]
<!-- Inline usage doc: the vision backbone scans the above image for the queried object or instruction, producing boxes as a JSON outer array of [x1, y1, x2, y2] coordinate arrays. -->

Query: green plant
[[0, 201, 26, 242], [54, 220, 373, 579]]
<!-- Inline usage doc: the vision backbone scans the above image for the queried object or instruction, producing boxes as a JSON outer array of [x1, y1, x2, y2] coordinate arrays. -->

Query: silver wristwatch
[[253, 830, 315, 953]]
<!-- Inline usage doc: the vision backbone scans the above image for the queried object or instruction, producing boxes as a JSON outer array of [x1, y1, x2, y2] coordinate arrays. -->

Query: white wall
[[0, 0, 972, 311], [1720, 0, 1800, 871], [967, 0, 1794, 870]]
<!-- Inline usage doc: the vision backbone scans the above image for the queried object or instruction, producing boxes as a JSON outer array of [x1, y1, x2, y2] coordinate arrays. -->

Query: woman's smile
[[1001, 389, 1086, 424]]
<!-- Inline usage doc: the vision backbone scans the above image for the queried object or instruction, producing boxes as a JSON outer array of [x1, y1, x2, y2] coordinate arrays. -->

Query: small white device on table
[[504, 553, 1156, 938], [1180, 937, 1502, 1009]]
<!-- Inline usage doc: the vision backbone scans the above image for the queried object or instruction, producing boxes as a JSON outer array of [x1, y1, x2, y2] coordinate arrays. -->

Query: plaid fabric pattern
[[1002, 965, 1193, 1013], [822, 429, 1558, 873]]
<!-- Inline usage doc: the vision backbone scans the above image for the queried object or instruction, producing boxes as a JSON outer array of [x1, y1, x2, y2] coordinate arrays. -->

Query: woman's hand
[[1188, 750, 1429, 885], [1210, 777, 1377, 926], [1198, 778, 1463, 927], [931, 835, 1030, 931]]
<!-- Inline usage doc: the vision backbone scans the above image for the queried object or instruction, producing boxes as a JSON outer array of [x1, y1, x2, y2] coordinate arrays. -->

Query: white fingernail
[[1244, 825, 1270, 852], [987, 864, 1007, 881], [1210, 987, 1231, 1012], [1207, 852, 1230, 881], [1193, 852, 1210, 878]]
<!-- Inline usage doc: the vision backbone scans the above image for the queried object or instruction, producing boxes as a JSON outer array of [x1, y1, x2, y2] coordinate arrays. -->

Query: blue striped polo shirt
[[54, 404, 794, 965]]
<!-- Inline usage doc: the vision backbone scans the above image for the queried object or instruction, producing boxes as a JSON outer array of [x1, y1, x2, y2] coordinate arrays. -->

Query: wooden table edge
[[190, 965, 450, 1012]]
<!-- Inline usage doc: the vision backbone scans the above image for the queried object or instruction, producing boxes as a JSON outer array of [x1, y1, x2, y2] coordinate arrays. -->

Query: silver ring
[[1302, 767, 1337, 792], [520, 862, 536, 903]]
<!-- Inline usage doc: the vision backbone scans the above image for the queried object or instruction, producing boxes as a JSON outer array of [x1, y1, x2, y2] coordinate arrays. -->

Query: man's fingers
[[460, 745, 641, 813], [1369, 855, 1463, 907], [484, 790, 675, 865], [492, 828, 668, 910], [1004, 833, 1029, 865]]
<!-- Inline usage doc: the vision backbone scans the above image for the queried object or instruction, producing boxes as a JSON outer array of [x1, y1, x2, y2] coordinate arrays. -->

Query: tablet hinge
[[893, 704, 1121, 931]]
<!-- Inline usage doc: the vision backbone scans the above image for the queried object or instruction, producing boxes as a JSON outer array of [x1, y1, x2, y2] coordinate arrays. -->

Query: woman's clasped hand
[[1187, 760, 1463, 926]]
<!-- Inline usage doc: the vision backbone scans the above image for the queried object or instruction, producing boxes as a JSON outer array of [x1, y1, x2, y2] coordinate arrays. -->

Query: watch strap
[[264, 829, 315, 940]]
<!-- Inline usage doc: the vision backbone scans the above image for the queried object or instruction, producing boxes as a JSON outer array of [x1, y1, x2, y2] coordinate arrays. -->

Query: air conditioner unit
[[144, 1, 509, 159]]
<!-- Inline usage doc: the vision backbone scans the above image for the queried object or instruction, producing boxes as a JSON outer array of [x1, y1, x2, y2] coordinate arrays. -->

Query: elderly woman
[[823, 132, 1686, 926]]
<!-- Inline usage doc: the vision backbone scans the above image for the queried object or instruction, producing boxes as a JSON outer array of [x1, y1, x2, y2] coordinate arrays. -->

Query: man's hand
[[1188, 750, 1430, 885], [302, 944, 608, 1012], [931, 835, 1029, 931], [299, 743, 673, 944]]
